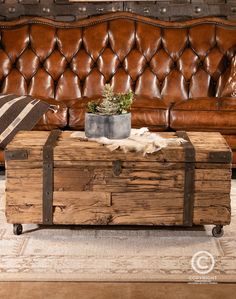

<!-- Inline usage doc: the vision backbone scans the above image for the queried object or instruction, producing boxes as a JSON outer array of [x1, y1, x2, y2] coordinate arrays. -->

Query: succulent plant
[[87, 84, 134, 115]]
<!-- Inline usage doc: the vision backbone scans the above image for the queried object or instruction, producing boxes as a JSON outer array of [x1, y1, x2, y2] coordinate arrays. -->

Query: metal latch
[[208, 151, 232, 163], [4, 149, 28, 160], [112, 160, 122, 176]]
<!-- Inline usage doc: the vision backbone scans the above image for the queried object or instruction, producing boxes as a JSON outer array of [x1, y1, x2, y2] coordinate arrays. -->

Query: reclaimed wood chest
[[5, 131, 232, 237]]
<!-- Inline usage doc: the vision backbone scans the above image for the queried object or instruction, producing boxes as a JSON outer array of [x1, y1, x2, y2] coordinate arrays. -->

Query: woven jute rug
[[0, 175, 236, 282]]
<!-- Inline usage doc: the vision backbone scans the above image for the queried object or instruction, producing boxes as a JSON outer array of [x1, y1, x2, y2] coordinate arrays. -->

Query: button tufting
[[96, 8, 104, 12], [143, 8, 150, 14], [159, 7, 167, 14], [0, 17, 235, 111], [78, 7, 87, 12], [42, 7, 50, 13], [8, 7, 16, 13], [194, 6, 202, 14]]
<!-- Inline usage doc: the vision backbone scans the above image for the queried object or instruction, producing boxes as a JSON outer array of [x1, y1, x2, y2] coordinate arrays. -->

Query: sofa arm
[[34, 98, 68, 130]]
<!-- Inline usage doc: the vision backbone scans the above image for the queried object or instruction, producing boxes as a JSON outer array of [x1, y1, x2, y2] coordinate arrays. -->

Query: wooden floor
[[0, 282, 236, 299]]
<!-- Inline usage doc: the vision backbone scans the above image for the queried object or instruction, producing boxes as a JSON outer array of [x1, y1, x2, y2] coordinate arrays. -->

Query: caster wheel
[[13, 224, 23, 235], [212, 225, 224, 238]]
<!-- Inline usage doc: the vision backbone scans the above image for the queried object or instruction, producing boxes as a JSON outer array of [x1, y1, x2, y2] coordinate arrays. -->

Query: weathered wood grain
[[6, 191, 230, 208], [5, 190, 231, 225], [5, 131, 232, 167], [5, 204, 230, 226], [5, 131, 232, 227]]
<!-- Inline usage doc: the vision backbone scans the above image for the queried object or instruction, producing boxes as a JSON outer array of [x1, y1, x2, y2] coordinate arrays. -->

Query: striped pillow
[[0, 94, 50, 149]]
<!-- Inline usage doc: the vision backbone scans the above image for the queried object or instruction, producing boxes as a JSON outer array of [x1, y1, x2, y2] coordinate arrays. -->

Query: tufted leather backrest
[[0, 13, 235, 106]]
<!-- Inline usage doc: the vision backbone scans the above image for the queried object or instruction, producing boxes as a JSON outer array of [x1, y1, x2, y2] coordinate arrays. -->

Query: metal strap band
[[176, 131, 195, 226], [43, 130, 61, 225], [5, 149, 28, 160]]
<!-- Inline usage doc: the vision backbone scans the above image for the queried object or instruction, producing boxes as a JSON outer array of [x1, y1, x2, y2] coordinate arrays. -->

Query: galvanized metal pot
[[85, 113, 131, 139]]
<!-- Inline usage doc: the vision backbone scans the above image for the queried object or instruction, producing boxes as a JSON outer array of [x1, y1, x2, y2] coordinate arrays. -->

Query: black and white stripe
[[0, 94, 50, 149]]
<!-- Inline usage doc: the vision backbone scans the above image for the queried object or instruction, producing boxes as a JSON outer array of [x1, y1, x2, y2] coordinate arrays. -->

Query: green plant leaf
[[87, 84, 134, 115]]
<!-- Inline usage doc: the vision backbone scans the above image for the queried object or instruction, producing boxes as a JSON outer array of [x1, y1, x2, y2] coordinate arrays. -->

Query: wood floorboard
[[0, 282, 236, 299]]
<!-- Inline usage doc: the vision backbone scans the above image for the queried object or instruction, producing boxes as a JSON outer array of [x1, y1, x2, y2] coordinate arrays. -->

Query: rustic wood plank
[[5, 130, 232, 227], [111, 192, 183, 207], [6, 205, 184, 225], [6, 191, 111, 206], [6, 167, 231, 184], [193, 207, 231, 225], [5, 193, 231, 226], [6, 131, 232, 164], [6, 190, 231, 210], [6, 204, 231, 226], [54, 191, 112, 207], [6, 178, 185, 192], [195, 169, 231, 181], [195, 180, 231, 194], [194, 193, 231, 207], [5, 205, 42, 224], [6, 161, 232, 170]]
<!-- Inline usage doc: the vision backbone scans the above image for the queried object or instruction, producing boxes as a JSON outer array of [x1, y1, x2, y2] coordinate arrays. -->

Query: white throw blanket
[[71, 128, 186, 156]]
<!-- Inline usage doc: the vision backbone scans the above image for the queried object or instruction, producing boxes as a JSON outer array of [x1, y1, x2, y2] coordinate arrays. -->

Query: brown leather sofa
[[0, 12, 236, 165]]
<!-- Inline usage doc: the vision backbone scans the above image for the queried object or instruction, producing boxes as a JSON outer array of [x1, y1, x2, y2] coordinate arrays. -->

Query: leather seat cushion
[[223, 135, 236, 150], [69, 96, 169, 131], [33, 98, 68, 130], [170, 97, 236, 134]]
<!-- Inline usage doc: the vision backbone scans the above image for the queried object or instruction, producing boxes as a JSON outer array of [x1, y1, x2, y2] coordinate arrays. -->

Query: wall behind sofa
[[0, 0, 235, 21]]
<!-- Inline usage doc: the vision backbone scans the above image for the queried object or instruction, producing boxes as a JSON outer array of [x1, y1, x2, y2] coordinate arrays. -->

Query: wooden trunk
[[5, 131, 232, 227]]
